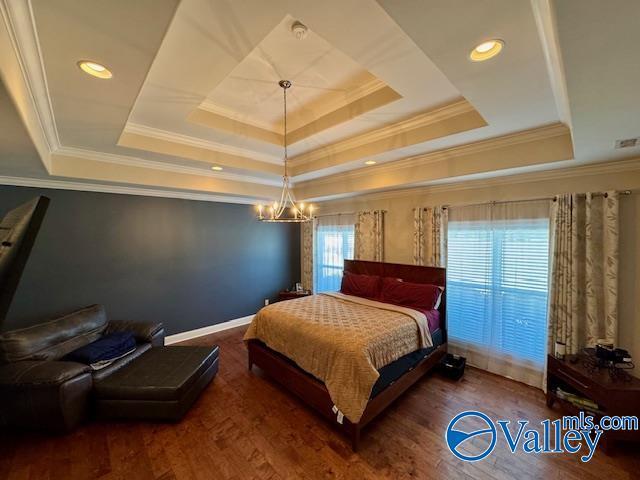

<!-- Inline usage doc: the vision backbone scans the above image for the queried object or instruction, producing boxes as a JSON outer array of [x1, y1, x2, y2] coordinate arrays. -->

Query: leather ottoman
[[94, 345, 218, 421]]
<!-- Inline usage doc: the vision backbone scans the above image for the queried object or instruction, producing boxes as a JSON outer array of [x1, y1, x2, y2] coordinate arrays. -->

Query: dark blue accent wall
[[0, 186, 300, 335]]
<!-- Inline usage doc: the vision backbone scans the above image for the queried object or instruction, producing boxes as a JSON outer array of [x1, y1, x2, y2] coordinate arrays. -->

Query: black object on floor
[[94, 345, 219, 421], [439, 353, 466, 380]]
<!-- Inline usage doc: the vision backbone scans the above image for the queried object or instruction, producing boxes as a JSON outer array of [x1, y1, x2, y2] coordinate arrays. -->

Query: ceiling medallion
[[291, 21, 308, 40], [257, 80, 313, 223]]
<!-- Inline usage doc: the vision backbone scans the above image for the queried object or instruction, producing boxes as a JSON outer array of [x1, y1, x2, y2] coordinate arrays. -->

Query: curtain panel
[[548, 192, 619, 355], [354, 210, 385, 261], [413, 206, 448, 266], [301, 221, 314, 292]]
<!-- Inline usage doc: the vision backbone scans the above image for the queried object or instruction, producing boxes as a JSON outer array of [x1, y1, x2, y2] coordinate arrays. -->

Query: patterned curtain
[[301, 221, 314, 292], [413, 206, 447, 266], [354, 210, 385, 261], [548, 192, 619, 355]]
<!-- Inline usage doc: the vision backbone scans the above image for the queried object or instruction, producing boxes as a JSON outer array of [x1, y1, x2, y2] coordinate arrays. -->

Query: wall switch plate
[[264, 299, 269, 306]]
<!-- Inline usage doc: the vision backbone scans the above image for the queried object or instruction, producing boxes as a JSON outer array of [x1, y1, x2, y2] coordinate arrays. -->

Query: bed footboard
[[247, 339, 447, 450]]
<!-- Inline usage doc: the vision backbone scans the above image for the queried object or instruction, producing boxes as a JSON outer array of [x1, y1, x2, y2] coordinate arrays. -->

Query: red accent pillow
[[380, 277, 442, 310], [340, 272, 381, 299]]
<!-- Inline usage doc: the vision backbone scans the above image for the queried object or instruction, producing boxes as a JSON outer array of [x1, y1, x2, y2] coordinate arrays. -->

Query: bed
[[245, 260, 447, 450]]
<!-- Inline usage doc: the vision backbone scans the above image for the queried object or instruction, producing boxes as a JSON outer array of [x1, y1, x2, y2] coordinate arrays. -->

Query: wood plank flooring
[[1, 326, 638, 479]]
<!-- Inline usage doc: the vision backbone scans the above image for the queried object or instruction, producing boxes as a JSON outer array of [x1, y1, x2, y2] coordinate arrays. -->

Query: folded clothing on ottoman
[[65, 331, 136, 370]]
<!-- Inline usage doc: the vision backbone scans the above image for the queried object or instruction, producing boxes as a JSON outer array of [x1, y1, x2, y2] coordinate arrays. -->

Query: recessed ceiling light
[[77, 60, 112, 79], [469, 39, 504, 62], [211, 166, 223, 171], [365, 160, 377, 165]]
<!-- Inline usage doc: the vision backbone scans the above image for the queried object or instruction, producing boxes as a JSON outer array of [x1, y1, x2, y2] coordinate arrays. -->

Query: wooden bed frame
[[247, 260, 447, 450]]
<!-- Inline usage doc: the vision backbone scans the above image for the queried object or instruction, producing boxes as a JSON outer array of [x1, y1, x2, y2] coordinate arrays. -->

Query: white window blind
[[446, 201, 551, 388], [314, 215, 355, 293]]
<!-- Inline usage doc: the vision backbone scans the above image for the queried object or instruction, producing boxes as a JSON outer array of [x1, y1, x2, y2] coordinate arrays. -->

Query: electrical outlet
[[264, 299, 269, 306]]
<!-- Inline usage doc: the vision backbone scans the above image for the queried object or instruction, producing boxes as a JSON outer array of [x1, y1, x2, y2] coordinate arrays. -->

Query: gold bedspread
[[243, 292, 431, 423]]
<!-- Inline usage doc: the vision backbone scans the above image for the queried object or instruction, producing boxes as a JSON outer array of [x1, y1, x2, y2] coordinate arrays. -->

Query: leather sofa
[[0, 305, 164, 431]]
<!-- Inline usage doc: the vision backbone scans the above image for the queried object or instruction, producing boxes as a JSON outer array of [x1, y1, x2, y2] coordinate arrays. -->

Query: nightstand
[[277, 290, 312, 302], [546, 353, 640, 452]]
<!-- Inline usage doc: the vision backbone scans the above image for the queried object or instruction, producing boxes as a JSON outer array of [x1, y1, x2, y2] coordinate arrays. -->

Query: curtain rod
[[313, 211, 355, 218], [313, 210, 387, 218], [439, 190, 631, 210]]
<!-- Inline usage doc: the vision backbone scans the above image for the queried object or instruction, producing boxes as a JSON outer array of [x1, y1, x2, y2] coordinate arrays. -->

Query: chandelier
[[257, 80, 313, 223]]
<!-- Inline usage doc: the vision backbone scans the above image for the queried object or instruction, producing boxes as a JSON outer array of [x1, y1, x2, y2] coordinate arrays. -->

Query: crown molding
[[198, 78, 390, 137], [288, 78, 392, 135], [531, 0, 572, 129], [286, 82, 402, 146], [300, 122, 570, 188], [0, 175, 260, 204], [0, 0, 59, 169], [288, 97, 476, 166], [317, 156, 640, 204], [54, 146, 282, 187], [338, 78, 389, 108], [123, 123, 282, 165]]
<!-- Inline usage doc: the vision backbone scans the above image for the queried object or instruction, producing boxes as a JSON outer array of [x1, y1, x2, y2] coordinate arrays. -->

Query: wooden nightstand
[[546, 353, 640, 451], [277, 290, 312, 302]]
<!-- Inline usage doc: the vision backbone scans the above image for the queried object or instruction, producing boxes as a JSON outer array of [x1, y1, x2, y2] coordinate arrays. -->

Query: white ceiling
[[0, 0, 638, 203], [554, 0, 640, 164], [32, 0, 178, 151], [128, 0, 463, 158], [378, 0, 558, 130], [201, 14, 383, 133], [0, 78, 46, 178]]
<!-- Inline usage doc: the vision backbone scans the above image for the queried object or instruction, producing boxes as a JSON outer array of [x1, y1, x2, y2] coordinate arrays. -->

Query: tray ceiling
[[1, 0, 637, 203], [195, 14, 398, 137]]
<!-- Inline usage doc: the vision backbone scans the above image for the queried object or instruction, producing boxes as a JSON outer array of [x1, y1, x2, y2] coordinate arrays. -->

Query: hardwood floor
[[1, 326, 638, 480]]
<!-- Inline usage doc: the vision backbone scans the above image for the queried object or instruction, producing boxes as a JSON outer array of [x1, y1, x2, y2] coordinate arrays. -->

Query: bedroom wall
[[314, 161, 640, 369], [0, 185, 301, 335]]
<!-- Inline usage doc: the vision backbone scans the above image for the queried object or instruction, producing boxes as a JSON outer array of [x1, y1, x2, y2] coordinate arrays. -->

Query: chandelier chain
[[256, 80, 311, 222], [282, 80, 289, 178]]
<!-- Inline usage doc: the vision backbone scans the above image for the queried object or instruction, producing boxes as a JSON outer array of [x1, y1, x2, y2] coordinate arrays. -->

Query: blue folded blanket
[[66, 331, 136, 365]]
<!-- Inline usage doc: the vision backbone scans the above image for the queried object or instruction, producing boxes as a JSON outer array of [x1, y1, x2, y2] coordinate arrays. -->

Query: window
[[446, 201, 550, 387], [313, 215, 355, 293]]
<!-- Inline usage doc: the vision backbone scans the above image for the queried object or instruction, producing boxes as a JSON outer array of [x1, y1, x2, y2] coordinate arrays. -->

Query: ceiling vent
[[615, 137, 639, 149]]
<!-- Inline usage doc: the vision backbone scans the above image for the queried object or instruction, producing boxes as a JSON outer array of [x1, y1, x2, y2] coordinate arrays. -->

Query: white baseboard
[[165, 314, 254, 345]]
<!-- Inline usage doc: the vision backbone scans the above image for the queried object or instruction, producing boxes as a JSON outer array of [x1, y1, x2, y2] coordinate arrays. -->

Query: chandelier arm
[[286, 188, 306, 220], [285, 186, 298, 209], [276, 181, 287, 217]]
